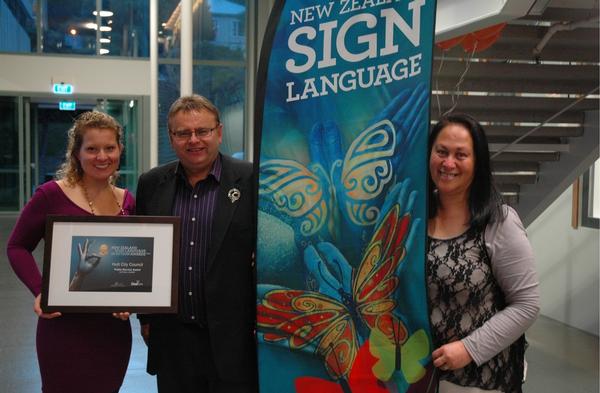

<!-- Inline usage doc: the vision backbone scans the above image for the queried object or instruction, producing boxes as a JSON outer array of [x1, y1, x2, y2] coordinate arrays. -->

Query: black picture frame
[[41, 215, 180, 313]]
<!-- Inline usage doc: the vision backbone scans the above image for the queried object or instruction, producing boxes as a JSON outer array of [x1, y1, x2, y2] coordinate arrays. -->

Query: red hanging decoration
[[436, 23, 507, 52]]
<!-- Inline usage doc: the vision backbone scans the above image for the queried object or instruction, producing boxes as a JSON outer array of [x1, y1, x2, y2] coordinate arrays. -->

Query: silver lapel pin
[[228, 188, 241, 203]]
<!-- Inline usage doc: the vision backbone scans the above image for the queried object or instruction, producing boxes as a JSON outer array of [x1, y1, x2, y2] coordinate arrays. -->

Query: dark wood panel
[[491, 151, 561, 162], [438, 43, 598, 62], [533, 7, 599, 22], [433, 77, 597, 95], [433, 94, 599, 112], [493, 174, 538, 184], [487, 135, 563, 144], [492, 161, 540, 172], [431, 60, 598, 81]]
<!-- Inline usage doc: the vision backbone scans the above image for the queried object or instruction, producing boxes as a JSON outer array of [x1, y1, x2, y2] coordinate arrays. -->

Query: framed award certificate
[[41, 215, 180, 313]]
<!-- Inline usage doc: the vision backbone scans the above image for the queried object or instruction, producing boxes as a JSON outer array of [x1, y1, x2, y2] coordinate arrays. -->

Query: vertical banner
[[255, 1, 437, 392]]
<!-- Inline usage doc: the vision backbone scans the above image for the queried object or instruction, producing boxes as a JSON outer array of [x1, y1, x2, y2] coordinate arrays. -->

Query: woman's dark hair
[[428, 113, 504, 228]]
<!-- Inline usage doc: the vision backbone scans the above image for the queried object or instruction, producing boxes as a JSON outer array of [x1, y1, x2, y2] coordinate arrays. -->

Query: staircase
[[431, 1, 600, 226]]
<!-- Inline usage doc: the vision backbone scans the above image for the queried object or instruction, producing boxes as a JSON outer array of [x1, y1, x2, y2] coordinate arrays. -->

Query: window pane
[[44, 0, 96, 55], [158, 64, 181, 164], [30, 100, 139, 194], [159, 0, 246, 61], [194, 65, 245, 158], [194, 0, 246, 61], [0, 0, 149, 57], [98, 99, 139, 193], [0, 96, 19, 210], [0, 0, 35, 52], [158, 0, 179, 58], [99, 0, 150, 57], [30, 104, 83, 186], [44, 0, 149, 57]]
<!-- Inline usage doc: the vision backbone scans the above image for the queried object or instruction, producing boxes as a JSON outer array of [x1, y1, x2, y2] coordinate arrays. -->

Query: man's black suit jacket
[[135, 154, 257, 384]]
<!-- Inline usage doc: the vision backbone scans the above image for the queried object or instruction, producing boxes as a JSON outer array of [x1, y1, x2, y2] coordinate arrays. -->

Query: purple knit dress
[[7, 181, 134, 393]]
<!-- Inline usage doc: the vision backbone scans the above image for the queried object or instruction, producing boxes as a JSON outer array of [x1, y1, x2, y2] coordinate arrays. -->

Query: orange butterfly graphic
[[257, 201, 413, 388]]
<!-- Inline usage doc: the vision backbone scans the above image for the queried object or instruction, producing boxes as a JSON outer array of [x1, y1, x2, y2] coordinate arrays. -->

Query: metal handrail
[[490, 85, 600, 159]]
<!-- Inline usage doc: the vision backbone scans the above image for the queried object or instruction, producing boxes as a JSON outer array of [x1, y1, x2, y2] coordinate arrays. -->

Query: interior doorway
[[0, 95, 141, 213]]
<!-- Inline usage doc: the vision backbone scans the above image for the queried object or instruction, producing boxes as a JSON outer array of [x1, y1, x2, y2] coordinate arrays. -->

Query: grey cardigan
[[461, 205, 541, 366]]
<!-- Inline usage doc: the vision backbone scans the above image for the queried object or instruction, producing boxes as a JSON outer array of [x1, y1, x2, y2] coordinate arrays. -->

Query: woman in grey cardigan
[[426, 113, 540, 393]]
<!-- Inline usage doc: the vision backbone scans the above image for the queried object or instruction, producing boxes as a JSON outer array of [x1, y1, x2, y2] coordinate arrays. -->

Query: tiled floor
[[0, 216, 597, 393]]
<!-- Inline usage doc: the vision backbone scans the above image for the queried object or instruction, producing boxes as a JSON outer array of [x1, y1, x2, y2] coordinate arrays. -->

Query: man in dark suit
[[135, 95, 257, 393]]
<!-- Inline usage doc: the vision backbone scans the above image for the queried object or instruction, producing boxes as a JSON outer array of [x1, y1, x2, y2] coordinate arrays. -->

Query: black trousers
[[149, 318, 255, 393]]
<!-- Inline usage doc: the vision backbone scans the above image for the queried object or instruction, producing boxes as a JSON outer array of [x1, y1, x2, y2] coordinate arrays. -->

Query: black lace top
[[427, 227, 525, 393]]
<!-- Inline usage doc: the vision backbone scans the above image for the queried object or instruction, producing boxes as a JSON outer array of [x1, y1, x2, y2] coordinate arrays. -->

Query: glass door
[[0, 95, 141, 213], [29, 97, 140, 196], [96, 99, 140, 193]]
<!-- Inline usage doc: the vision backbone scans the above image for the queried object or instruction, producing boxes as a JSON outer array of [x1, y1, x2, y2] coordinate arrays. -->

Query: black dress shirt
[[172, 156, 222, 324]]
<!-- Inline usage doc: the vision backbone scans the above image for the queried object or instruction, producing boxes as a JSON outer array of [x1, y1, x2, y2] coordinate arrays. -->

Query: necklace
[[81, 183, 125, 215]]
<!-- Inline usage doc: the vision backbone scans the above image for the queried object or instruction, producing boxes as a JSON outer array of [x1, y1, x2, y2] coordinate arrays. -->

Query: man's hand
[[140, 323, 150, 345], [33, 294, 61, 319], [432, 340, 473, 371]]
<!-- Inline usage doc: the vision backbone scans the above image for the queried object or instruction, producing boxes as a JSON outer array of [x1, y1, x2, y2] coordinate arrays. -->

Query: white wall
[[527, 185, 599, 336], [0, 53, 150, 96]]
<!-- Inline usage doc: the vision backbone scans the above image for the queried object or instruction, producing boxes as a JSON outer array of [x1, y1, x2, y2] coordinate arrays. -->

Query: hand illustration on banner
[[259, 84, 427, 261], [257, 180, 424, 392], [256, 0, 436, 391]]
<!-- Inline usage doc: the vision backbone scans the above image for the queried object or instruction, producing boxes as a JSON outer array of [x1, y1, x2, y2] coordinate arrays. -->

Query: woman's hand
[[34, 294, 61, 319], [432, 340, 473, 371]]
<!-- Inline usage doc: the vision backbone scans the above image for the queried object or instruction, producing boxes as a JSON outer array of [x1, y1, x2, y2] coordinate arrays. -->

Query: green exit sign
[[52, 83, 74, 95], [59, 101, 76, 111]]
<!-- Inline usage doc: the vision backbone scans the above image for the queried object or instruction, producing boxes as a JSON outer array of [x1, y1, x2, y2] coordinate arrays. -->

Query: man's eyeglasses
[[170, 125, 220, 140]]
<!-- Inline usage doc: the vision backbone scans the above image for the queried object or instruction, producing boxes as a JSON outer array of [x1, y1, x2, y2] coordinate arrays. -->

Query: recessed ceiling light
[[93, 10, 114, 17]]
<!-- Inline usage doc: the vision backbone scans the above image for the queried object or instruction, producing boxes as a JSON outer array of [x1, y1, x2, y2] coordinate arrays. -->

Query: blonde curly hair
[[55, 111, 123, 186]]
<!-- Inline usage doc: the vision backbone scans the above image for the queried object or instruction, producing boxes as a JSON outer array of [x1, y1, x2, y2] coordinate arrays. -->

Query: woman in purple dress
[[7, 111, 134, 393]]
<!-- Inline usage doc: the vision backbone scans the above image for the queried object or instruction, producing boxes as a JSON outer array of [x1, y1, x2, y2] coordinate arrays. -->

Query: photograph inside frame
[[41, 215, 180, 313], [68, 236, 154, 292]]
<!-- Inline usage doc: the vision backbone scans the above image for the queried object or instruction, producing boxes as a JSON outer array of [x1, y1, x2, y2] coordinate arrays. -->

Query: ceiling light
[[99, 38, 111, 43], [93, 10, 114, 17], [69, 29, 77, 35], [84, 23, 112, 31]]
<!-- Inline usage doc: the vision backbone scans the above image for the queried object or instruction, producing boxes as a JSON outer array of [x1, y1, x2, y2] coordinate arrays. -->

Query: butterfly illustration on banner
[[293, 337, 437, 393], [294, 340, 391, 393], [258, 84, 428, 262], [257, 180, 430, 392]]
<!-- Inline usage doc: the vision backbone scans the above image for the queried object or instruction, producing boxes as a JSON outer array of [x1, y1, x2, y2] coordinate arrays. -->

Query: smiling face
[[429, 123, 475, 201], [169, 109, 222, 182], [77, 127, 122, 183]]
